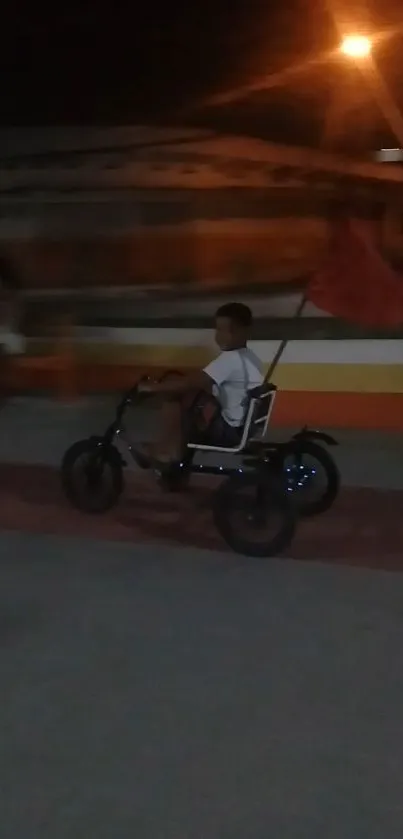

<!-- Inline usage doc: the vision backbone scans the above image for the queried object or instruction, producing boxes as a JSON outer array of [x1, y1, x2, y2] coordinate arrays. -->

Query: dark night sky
[[2, 0, 403, 149]]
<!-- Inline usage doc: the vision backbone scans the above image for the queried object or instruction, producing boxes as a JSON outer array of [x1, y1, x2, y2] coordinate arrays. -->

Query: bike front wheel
[[61, 438, 124, 514], [213, 470, 297, 558]]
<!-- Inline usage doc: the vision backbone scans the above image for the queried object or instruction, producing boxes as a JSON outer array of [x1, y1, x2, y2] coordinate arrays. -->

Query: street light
[[338, 33, 403, 149], [322, 35, 373, 149], [340, 35, 372, 59], [205, 32, 375, 109]]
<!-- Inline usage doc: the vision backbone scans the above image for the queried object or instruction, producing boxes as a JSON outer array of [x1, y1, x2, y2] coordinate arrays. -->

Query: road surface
[[1, 398, 403, 838]]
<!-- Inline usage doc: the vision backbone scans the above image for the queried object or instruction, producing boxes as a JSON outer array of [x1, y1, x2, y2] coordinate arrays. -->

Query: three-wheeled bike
[[61, 372, 340, 558]]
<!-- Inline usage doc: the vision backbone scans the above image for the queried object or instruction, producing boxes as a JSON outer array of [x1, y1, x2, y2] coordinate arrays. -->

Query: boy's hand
[[137, 370, 212, 396], [137, 380, 156, 393]]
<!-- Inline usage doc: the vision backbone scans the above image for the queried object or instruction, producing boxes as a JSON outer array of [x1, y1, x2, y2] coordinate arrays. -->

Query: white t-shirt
[[204, 347, 264, 427]]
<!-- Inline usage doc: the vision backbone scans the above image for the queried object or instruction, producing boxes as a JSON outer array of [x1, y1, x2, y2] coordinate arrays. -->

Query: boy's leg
[[140, 395, 189, 463], [152, 398, 185, 460], [205, 413, 242, 448]]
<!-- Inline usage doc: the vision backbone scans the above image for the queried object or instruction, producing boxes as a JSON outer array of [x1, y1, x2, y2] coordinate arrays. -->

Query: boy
[[135, 302, 264, 466]]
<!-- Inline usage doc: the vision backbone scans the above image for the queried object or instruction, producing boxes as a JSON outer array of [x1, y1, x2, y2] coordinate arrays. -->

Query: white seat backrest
[[186, 386, 277, 454], [246, 388, 276, 442]]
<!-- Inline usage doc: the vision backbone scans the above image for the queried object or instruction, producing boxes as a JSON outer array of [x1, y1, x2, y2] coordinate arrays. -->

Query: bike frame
[[93, 385, 338, 481]]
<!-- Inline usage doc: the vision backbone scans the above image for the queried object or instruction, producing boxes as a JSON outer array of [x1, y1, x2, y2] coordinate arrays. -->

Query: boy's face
[[215, 316, 246, 351]]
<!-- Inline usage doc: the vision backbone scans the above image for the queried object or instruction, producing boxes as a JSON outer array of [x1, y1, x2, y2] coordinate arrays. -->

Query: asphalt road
[[2, 532, 403, 838], [1, 398, 403, 838]]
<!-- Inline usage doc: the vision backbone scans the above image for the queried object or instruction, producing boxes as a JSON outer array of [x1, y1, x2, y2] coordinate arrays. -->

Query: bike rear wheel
[[281, 440, 340, 516]]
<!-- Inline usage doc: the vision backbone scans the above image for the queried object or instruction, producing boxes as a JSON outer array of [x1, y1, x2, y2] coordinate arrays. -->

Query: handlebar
[[116, 369, 185, 422], [124, 376, 151, 404], [128, 369, 184, 400]]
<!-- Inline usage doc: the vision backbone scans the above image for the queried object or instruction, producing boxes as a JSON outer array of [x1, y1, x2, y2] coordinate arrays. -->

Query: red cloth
[[307, 218, 403, 327]]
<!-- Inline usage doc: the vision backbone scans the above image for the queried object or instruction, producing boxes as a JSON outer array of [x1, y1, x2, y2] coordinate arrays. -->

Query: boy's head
[[214, 302, 253, 351]]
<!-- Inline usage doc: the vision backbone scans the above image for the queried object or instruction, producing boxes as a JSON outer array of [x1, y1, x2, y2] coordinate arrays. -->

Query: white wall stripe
[[72, 329, 403, 365]]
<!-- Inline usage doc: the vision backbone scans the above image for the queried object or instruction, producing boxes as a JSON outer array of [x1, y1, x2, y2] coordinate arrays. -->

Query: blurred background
[[2, 0, 403, 427]]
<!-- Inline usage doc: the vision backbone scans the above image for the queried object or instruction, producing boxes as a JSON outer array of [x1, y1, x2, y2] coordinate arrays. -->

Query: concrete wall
[[1, 126, 403, 296]]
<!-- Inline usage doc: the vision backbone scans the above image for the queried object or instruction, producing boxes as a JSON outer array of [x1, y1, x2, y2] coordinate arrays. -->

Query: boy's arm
[[139, 353, 229, 395], [139, 369, 213, 395]]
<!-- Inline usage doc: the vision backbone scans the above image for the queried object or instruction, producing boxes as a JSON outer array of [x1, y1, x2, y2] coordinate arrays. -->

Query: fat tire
[[61, 438, 124, 514], [213, 471, 297, 558], [280, 440, 340, 517]]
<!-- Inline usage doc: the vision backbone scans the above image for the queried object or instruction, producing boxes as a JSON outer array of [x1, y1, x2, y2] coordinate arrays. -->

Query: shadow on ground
[[1, 463, 402, 572]]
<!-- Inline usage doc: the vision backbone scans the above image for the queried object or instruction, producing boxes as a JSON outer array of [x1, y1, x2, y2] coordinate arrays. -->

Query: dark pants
[[204, 412, 242, 447], [167, 390, 242, 449]]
